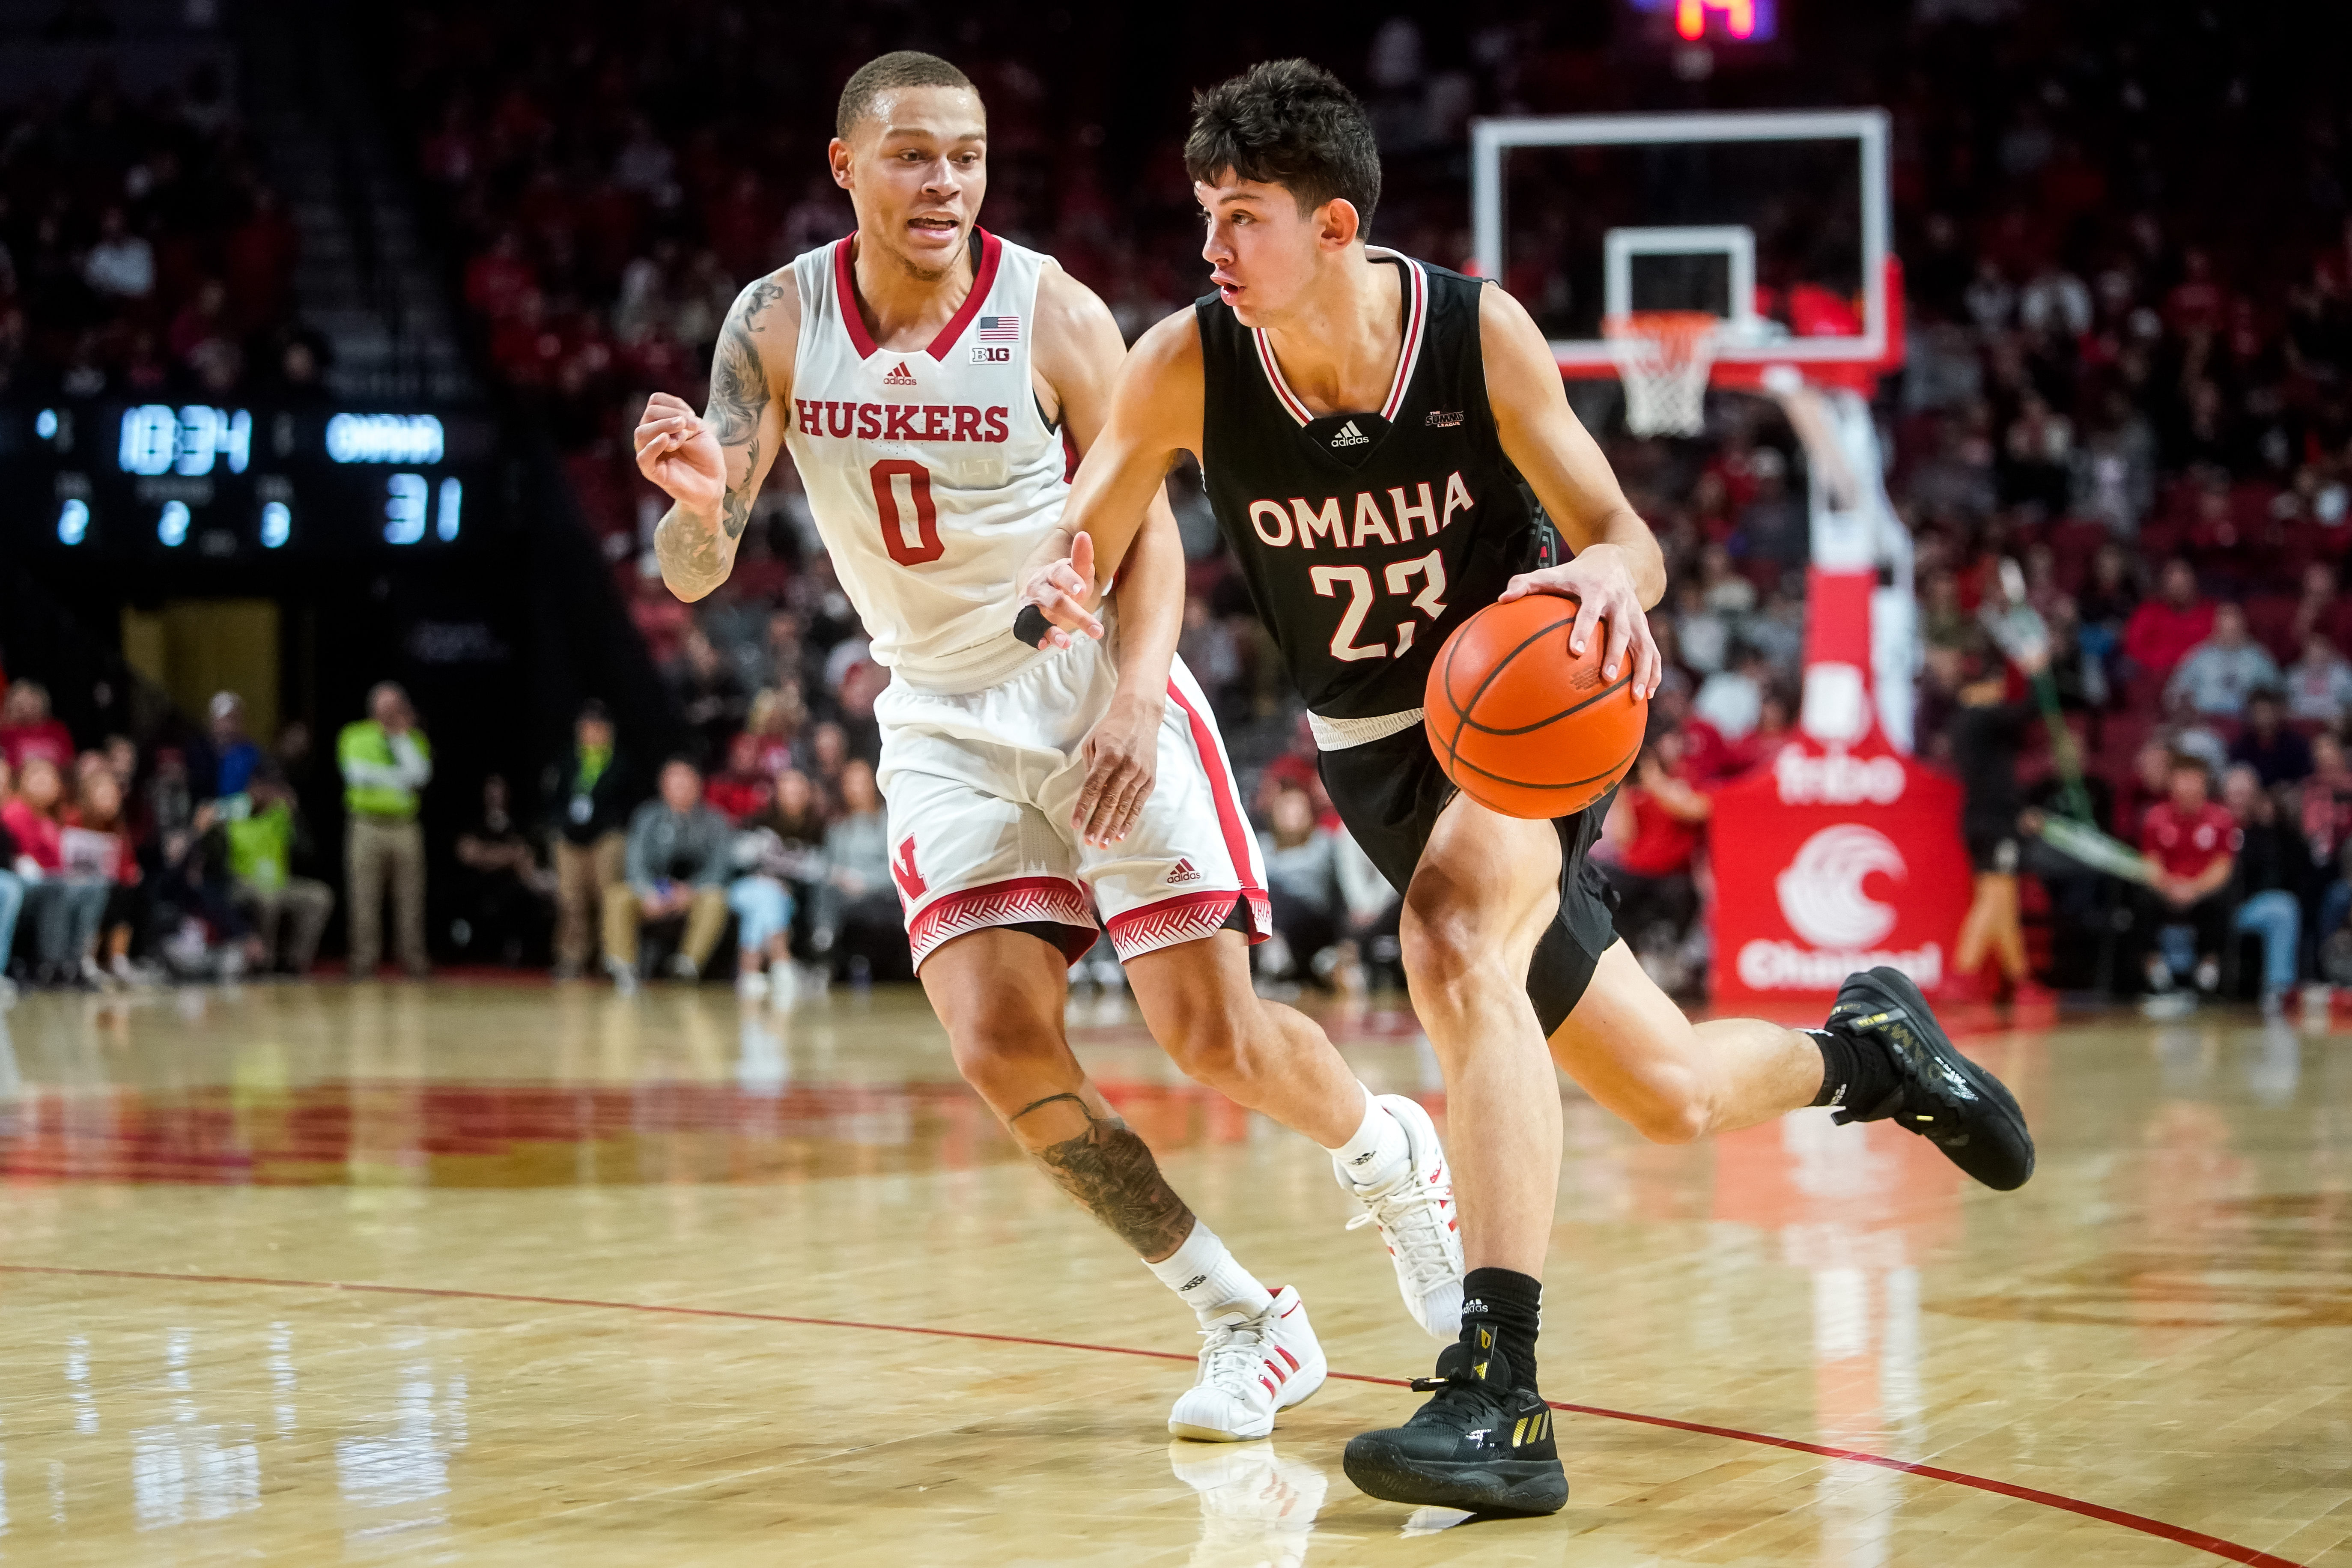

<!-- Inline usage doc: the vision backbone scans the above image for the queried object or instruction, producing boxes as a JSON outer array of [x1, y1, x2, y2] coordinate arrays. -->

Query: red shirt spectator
[[2122, 559, 2216, 678], [1615, 786, 1705, 878], [2, 757, 67, 871], [2140, 799, 2238, 880], [0, 680, 74, 772], [704, 733, 773, 823]]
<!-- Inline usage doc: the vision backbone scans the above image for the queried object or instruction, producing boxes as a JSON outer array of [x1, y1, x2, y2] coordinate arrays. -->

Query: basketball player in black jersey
[[1015, 60, 2033, 1514]]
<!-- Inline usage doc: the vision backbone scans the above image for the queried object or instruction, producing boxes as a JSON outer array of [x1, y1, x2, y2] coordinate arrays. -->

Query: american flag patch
[[978, 315, 1020, 341]]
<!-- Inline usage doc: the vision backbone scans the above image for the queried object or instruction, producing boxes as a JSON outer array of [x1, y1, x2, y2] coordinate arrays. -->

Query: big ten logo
[[1771, 747, 1907, 807], [969, 345, 1012, 365]]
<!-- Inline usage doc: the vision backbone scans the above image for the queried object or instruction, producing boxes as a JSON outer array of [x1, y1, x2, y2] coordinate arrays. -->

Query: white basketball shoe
[[1338, 1094, 1464, 1338], [1168, 1285, 1328, 1442]]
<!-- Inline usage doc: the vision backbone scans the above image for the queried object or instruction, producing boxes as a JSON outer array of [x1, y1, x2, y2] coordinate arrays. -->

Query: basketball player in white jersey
[[632, 52, 1461, 1444]]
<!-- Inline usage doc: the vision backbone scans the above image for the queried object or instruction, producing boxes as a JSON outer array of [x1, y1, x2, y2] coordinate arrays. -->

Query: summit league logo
[[1735, 752, 1943, 993]]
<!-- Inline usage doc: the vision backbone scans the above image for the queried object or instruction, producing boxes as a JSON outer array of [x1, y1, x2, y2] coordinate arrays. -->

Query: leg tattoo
[[1026, 1102, 1195, 1259]]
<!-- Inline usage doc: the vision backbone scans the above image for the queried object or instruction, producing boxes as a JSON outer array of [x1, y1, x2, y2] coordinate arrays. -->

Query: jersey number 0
[[869, 459, 944, 566]]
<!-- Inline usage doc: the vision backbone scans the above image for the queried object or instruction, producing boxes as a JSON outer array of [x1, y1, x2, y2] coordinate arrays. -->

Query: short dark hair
[[1185, 59, 1381, 232], [576, 698, 610, 725], [836, 51, 976, 140]]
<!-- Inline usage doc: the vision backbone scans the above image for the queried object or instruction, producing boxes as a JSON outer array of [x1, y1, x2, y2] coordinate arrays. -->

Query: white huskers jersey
[[782, 229, 1068, 692]]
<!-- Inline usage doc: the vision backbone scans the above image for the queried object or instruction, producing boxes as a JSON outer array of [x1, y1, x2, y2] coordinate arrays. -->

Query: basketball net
[[1602, 310, 1721, 437]]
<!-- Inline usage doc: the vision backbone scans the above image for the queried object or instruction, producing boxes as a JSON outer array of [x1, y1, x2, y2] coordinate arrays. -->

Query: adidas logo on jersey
[[1329, 419, 1370, 448], [1166, 858, 1203, 885], [882, 361, 918, 387]]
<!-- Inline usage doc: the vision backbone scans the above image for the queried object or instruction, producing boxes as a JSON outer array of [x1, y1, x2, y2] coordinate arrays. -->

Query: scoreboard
[[6, 402, 502, 561]]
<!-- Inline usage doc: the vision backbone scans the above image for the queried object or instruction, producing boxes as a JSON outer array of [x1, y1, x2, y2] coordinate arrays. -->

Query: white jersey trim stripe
[[1247, 251, 1428, 429]]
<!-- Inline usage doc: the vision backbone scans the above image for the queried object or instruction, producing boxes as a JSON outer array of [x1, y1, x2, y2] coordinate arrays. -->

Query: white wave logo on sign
[[1776, 825, 1903, 948], [1738, 823, 1942, 993]]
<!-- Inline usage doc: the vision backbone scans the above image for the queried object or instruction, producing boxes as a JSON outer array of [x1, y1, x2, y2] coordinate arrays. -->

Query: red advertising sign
[[1708, 739, 1970, 1006]]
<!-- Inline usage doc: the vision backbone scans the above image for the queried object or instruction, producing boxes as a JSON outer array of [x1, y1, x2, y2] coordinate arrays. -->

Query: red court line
[[0, 1264, 2301, 1568]]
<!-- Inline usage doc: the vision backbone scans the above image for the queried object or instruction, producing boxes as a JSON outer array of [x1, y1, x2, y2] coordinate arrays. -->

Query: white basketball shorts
[[873, 637, 1271, 972]]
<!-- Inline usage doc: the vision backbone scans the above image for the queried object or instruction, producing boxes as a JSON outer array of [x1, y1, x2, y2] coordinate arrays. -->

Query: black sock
[[1806, 1025, 1899, 1114], [1460, 1267, 1542, 1393]]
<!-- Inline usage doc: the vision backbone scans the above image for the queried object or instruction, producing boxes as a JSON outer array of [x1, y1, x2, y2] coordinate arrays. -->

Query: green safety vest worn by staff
[[219, 794, 294, 890], [338, 720, 432, 819]]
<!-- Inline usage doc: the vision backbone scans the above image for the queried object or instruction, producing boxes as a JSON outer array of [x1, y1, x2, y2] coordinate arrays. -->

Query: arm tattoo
[[1028, 1103, 1195, 1260], [707, 277, 786, 541], [654, 506, 731, 599]]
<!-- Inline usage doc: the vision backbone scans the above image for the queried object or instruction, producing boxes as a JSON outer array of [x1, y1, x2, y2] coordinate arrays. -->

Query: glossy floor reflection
[[0, 981, 2346, 1565]]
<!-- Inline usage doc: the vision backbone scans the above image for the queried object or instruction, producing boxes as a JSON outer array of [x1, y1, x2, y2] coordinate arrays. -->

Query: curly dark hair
[[1184, 59, 1380, 233], [836, 51, 976, 140]]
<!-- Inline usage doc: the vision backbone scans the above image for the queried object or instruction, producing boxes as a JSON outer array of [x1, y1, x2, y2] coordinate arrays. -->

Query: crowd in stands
[[0, 61, 319, 403], [0, 677, 334, 996]]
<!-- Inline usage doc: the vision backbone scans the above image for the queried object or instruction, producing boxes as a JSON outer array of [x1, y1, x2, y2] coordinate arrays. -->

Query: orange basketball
[[1422, 594, 1648, 820]]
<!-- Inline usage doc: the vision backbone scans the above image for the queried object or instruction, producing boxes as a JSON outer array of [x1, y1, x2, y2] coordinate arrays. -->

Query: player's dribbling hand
[[1498, 543, 1664, 698], [1018, 532, 1105, 650], [634, 391, 726, 517], [1074, 690, 1160, 847]]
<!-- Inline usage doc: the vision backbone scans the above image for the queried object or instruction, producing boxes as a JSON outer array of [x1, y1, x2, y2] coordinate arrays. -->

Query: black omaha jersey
[[1195, 250, 1544, 721]]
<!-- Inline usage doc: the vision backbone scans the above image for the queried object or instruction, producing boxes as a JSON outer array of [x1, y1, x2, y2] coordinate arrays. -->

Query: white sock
[[1330, 1085, 1410, 1189], [1145, 1219, 1273, 1324]]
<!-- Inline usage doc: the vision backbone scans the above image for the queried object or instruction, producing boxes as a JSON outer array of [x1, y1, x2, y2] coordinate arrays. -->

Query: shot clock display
[[9, 402, 500, 560]]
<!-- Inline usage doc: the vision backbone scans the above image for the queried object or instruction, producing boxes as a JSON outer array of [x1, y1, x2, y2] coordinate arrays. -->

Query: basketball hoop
[[1603, 310, 1721, 437]]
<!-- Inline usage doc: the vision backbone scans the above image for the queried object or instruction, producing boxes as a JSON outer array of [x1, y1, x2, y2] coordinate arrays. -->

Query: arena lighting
[[157, 499, 191, 546], [436, 477, 463, 541], [1677, 0, 1754, 39], [116, 404, 252, 477], [326, 412, 445, 465], [384, 473, 429, 544], [259, 501, 292, 549], [35, 408, 57, 439], [56, 498, 88, 545]]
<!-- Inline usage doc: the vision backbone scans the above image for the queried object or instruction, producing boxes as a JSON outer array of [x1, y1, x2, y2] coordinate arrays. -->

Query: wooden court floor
[[0, 978, 2345, 1566]]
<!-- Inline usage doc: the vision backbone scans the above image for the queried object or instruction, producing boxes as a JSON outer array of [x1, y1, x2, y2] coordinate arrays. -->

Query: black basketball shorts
[[1318, 723, 1621, 1035]]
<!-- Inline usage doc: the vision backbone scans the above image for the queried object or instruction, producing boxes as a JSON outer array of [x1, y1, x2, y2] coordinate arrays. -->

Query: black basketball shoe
[[1341, 1327, 1568, 1515], [1826, 966, 2035, 1191]]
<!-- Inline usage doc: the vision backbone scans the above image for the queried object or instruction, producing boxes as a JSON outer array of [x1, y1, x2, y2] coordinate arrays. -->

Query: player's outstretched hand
[[1074, 689, 1160, 847], [1498, 544, 1663, 698], [1017, 532, 1105, 651], [634, 391, 726, 517]]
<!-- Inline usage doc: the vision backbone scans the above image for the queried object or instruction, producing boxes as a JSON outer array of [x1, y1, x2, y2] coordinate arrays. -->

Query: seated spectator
[[2139, 752, 2240, 1003], [63, 764, 146, 984], [0, 681, 75, 772], [209, 691, 264, 796], [2284, 633, 2352, 726], [2166, 604, 2281, 718], [2227, 690, 2313, 786], [1601, 731, 1709, 994], [221, 764, 335, 976], [5, 757, 111, 986], [670, 628, 748, 765], [805, 720, 852, 810], [0, 760, 20, 993], [729, 766, 828, 1001], [705, 731, 774, 822], [814, 759, 907, 982], [2123, 559, 2216, 682], [2221, 764, 2303, 1010], [605, 758, 733, 990], [452, 775, 551, 967], [149, 801, 257, 981], [2297, 732, 2352, 959], [1722, 688, 1795, 777], [1256, 782, 1347, 988], [543, 700, 632, 981]]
